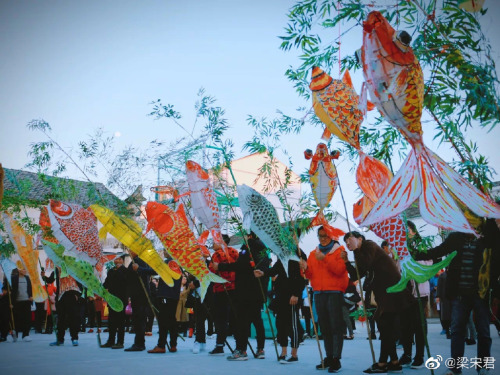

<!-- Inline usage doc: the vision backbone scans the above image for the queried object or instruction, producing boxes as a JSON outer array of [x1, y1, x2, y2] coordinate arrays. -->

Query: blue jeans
[[315, 292, 344, 359], [449, 295, 492, 373]]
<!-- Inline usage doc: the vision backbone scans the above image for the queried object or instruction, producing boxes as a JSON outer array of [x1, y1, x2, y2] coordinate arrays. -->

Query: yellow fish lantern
[[89, 204, 181, 287], [2, 213, 48, 303], [310, 67, 364, 146], [458, 0, 485, 12]]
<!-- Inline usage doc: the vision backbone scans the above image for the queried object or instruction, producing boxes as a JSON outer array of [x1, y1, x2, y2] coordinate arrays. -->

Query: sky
[[1, 0, 499, 229]]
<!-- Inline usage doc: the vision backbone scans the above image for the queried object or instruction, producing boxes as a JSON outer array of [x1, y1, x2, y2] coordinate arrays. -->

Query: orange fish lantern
[[360, 11, 500, 234], [310, 67, 365, 146], [309, 67, 392, 205], [304, 143, 339, 228], [145, 201, 227, 301]]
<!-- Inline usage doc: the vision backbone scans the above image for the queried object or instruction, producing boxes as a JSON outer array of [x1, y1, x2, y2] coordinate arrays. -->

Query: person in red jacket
[[300, 226, 348, 373], [208, 235, 239, 356]]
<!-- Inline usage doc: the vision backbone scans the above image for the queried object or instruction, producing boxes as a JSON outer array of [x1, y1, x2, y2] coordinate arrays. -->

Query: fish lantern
[[458, 0, 485, 12]]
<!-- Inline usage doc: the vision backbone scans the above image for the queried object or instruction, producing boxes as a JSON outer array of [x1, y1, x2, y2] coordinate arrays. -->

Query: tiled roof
[[2, 168, 124, 210]]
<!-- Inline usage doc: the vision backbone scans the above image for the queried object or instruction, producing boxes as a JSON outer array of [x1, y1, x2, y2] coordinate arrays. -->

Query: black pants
[[315, 292, 345, 359], [156, 297, 178, 348], [14, 300, 32, 338], [234, 299, 265, 352], [131, 301, 147, 348], [276, 302, 300, 349], [194, 297, 209, 344], [56, 291, 80, 342], [403, 297, 428, 360], [107, 307, 126, 344], [34, 302, 45, 332], [301, 305, 312, 336], [378, 305, 412, 364], [145, 305, 154, 333], [0, 300, 10, 338], [86, 300, 96, 328], [213, 291, 236, 347]]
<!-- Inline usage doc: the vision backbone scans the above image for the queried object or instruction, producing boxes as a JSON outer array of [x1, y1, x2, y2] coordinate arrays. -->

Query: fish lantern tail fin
[[422, 146, 500, 225], [386, 252, 457, 293], [361, 150, 421, 227], [308, 211, 329, 229], [321, 128, 332, 141], [198, 272, 228, 302], [102, 292, 124, 312]]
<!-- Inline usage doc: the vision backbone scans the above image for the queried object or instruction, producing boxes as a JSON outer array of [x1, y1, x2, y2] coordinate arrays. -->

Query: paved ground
[[0, 320, 498, 374]]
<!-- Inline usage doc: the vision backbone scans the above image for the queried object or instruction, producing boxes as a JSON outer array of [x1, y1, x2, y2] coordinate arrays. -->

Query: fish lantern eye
[[248, 194, 260, 205], [394, 30, 412, 52]]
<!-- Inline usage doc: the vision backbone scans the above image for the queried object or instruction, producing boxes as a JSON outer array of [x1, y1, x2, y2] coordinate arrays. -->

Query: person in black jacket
[[11, 268, 33, 341], [124, 251, 156, 352], [101, 256, 128, 349], [213, 232, 270, 361], [254, 245, 307, 363], [148, 261, 181, 354], [412, 219, 500, 374]]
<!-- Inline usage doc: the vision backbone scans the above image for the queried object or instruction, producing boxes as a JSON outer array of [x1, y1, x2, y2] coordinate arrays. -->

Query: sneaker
[[227, 350, 248, 361], [399, 354, 411, 367], [328, 358, 342, 373], [50, 341, 64, 346], [100, 342, 114, 348], [147, 346, 166, 353], [72, 340, 79, 346], [410, 358, 424, 369], [387, 362, 403, 373], [363, 363, 388, 373], [209, 346, 225, 355], [112, 343, 124, 349], [282, 356, 298, 364], [316, 357, 331, 370], [279, 355, 287, 363], [168, 346, 177, 353], [87, 329, 94, 333], [22, 336, 32, 342], [255, 349, 265, 359], [192, 341, 200, 354]]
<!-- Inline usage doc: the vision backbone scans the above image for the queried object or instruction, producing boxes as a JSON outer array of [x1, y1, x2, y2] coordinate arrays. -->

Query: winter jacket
[[345, 240, 414, 319], [265, 249, 307, 305], [209, 246, 239, 293], [305, 245, 349, 293], [103, 265, 128, 304], [413, 228, 500, 300], [10, 274, 32, 301], [127, 257, 156, 305], [218, 238, 270, 303]]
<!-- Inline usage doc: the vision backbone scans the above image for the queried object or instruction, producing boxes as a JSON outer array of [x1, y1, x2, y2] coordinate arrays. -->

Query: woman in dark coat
[[342, 231, 414, 374]]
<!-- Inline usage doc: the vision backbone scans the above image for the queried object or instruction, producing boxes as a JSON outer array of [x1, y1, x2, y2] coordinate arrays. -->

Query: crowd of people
[[1, 219, 499, 375]]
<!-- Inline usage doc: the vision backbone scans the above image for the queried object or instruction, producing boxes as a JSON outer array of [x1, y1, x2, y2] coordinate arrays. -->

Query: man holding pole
[[299, 226, 348, 373]]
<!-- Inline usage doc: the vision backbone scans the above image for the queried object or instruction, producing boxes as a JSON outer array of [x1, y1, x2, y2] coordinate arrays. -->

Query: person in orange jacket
[[299, 226, 348, 373]]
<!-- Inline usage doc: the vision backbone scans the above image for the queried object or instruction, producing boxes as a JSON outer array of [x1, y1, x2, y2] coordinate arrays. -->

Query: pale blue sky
[[1, 0, 499, 224]]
